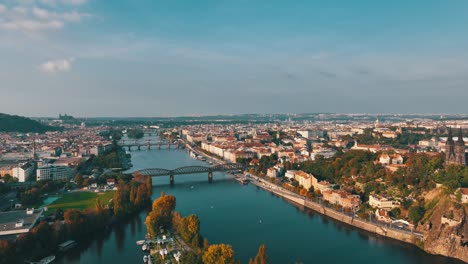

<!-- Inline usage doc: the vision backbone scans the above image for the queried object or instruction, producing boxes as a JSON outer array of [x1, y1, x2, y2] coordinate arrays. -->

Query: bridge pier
[[170, 174, 174, 185], [147, 144, 151, 150], [168, 143, 171, 149], [158, 144, 161, 150], [208, 171, 213, 184], [127, 146, 131, 151], [137, 145, 141, 151]]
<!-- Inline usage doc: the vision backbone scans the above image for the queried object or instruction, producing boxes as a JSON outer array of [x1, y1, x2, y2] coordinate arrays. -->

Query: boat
[[58, 240, 76, 252], [142, 244, 149, 252], [39, 255, 55, 264], [143, 255, 148, 263], [238, 178, 250, 185], [136, 240, 145, 245]]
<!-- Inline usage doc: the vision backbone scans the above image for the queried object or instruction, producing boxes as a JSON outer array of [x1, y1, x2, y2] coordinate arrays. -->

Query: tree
[[202, 244, 239, 264], [0, 240, 15, 264], [409, 205, 425, 224], [390, 207, 401, 219], [249, 244, 268, 264], [74, 174, 84, 188], [180, 251, 203, 264], [145, 192, 176, 237]]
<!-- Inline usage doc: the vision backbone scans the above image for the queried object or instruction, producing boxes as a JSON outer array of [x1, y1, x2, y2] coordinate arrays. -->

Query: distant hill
[[0, 113, 60, 133]]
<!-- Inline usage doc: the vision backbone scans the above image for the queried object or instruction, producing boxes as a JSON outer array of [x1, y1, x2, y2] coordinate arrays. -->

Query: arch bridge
[[134, 163, 244, 185]]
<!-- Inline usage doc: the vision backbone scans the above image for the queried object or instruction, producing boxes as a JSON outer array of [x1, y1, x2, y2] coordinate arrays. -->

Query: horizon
[[4, 111, 468, 119], [2, 1, 468, 116]]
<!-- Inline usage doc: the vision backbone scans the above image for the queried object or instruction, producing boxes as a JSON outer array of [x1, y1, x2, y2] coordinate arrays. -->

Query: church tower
[[455, 128, 466, 166], [445, 127, 466, 166]]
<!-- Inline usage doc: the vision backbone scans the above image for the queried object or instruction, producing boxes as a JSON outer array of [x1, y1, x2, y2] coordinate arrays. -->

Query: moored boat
[[136, 240, 145, 245], [39, 255, 55, 264], [142, 243, 149, 252]]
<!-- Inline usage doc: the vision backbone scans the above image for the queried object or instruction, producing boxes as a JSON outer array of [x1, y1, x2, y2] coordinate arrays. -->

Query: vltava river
[[56, 146, 462, 264]]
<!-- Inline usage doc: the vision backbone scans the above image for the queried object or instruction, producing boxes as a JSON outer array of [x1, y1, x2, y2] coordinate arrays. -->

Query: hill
[[0, 113, 59, 133]]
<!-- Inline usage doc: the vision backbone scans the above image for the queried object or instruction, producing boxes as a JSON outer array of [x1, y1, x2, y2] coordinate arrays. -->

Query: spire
[[458, 128, 465, 145], [447, 127, 454, 143]]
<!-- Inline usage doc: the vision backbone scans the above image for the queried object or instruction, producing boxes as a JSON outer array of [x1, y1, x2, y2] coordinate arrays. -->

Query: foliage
[[202, 244, 239, 264], [409, 205, 426, 224], [0, 113, 60, 133], [180, 251, 203, 264], [173, 212, 202, 248], [145, 192, 176, 237], [249, 244, 268, 264], [113, 178, 151, 219], [127, 128, 144, 139]]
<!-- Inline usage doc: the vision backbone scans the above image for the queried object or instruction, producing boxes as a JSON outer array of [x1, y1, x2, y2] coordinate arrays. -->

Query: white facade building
[[12, 163, 34, 182], [36, 164, 73, 181]]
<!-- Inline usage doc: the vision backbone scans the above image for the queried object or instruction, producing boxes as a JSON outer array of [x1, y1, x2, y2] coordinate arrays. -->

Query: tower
[[32, 138, 36, 160], [445, 127, 466, 166], [455, 128, 466, 166]]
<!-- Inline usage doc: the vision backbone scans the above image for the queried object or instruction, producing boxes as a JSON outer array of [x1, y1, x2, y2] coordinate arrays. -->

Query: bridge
[[120, 139, 183, 151], [134, 163, 245, 185]]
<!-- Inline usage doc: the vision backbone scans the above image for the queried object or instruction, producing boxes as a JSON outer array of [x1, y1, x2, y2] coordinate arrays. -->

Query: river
[[56, 145, 463, 264]]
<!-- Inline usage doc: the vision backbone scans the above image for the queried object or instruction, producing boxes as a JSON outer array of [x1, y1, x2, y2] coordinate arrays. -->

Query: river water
[[56, 146, 463, 264]]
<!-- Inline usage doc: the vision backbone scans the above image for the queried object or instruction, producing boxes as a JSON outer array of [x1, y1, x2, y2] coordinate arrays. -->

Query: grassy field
[[46, 191, 115, 214]]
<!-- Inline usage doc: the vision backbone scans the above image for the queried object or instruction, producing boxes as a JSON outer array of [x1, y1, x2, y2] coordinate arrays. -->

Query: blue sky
[[1, 0, 468, 117]]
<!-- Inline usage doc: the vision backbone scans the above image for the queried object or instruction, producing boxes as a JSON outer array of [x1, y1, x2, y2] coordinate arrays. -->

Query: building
[[0, 166, 13, 177], [12, 162, 34, 182], [322, 190, 361, 210], [445, 127, 466, 166], [294, 170, 313, 190], [369, 194, 398, 209], [0, 208, 43, 237], [460, 188, 468, 204], [36, 164, 73, 181]]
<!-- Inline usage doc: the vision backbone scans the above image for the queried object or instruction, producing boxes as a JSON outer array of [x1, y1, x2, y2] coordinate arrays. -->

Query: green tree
[[409, 205, 425, 224]]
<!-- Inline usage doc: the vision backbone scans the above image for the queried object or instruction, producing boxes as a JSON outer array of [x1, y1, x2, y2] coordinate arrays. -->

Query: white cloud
[[39, 58, 74, 73], [32, 7, 50, 19], [1, 19, 63, 30], [32, 7, 88, 22], [0, 3, 90, 32], [41, 0, 88, 6]]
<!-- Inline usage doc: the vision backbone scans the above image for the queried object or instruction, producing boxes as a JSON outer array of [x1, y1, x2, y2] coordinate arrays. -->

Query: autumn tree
[[249, 244, 268, 264], [113, 179, 131, 218], [180, 251, 203, 264], [0, 240, 15, 264], [145, 192, 176, 237], [202, 244, 239, 264]]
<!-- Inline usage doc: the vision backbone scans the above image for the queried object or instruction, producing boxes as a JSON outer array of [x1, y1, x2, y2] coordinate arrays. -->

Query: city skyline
[[2, 0, 468, 117]]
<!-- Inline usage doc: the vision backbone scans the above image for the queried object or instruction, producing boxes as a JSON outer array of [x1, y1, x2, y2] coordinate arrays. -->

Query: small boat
[[148, 256, 153, 264], [136, 240, 145, 245], [142, 244, 149, 252], [238, 178, 250, 185], [143, 255, 148, 263], [39, 255, 55, 264]]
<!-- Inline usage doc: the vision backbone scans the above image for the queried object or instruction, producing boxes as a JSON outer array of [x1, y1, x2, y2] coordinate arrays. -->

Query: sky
[[1, 0, 468, 117]]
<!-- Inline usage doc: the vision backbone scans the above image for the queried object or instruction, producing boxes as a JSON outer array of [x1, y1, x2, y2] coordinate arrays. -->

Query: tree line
[[145, 193, 269, 264]]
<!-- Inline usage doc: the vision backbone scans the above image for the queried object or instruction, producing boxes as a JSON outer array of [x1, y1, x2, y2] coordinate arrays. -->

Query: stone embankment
[[251, 177, 421, 245]]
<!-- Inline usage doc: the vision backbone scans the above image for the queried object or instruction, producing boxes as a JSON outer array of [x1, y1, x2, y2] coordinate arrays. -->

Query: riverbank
[[185, 141, 468, 263], [249, 177, 422, 245]]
